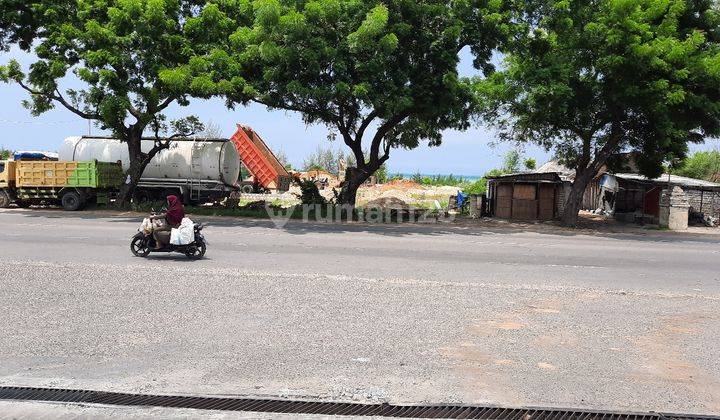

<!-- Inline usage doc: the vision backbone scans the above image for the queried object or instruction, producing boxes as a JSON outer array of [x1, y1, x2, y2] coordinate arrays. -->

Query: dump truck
[[230, 125, 293, 193], [0, 160, 124, 210]]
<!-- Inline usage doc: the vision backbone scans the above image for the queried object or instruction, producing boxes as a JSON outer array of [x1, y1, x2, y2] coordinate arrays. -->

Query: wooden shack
[[486, 172, 570, 221]]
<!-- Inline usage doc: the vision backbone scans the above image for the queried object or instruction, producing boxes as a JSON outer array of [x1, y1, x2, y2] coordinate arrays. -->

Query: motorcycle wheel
[[185, 240, 206, 260], [130, 236, 151, 257]]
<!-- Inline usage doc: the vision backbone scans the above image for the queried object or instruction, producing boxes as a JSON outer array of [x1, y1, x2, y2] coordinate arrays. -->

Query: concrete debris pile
[[689, 208, 719, 227], [357, 181, 460, 208]]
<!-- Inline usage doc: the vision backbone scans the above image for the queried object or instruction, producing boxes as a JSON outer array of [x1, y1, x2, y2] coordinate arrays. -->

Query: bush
[[294, 177, 327, 205], [410, 173, 468, 186], [673, 150, 720, 181], [463, 178, 489, 195]]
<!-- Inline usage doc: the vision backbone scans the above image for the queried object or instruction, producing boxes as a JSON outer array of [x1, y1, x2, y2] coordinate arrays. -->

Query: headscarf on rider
[[165, 195, 185, 227]]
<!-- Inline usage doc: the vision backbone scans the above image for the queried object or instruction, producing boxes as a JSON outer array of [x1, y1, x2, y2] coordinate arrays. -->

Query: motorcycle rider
[[149, 195, 185, 250]]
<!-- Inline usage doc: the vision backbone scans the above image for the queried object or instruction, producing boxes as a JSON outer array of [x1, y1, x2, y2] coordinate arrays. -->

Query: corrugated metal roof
[[614, 173, 720, 188], [486, 159, 719, 189], [536, 160, 575, 181], [486, 171, 564, 183]]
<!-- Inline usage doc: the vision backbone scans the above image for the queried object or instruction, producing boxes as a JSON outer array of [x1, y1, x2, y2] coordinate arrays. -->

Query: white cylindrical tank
[[59, 136, 240, 186]]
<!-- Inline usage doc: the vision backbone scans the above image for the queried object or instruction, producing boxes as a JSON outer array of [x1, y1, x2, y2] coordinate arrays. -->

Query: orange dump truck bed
[[230, 125, 292, 192]]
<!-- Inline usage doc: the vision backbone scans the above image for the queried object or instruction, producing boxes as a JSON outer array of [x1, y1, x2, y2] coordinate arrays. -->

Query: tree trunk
[[561, 167, 601, 227], [115, 130, 148, 207], [561, 129, 623, 227], [116, 158, 146, 207], [337, 166, 374, 206]]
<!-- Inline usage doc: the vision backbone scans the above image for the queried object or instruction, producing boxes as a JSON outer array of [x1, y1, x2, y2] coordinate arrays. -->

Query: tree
[[0, 148, 11, 160], [375, 163, 388, 183], [673, 150, 720, 181], [0, 0, 71, 51], [476, 0, 720, 226], [502, 149, 520, 173], [0, 0, 243, 204], [524, 157, 536, 170], [199, 120, 224, 138], [216, 0, 511, 205], [302, 145, 342, 174], [273, 147, 292, 170]]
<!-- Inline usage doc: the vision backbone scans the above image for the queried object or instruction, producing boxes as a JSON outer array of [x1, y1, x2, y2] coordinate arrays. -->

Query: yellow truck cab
[[0, 160, 17, 207]]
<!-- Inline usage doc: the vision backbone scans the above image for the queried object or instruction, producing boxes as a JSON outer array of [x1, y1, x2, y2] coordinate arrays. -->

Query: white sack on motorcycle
[[170, 218, 194, 245]]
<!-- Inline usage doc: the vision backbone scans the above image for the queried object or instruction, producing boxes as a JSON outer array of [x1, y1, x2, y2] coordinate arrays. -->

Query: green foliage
[[0, 148, 11, 160], [416, 174, 468, 186], [375, 164, 388, 183], [477, 0, 720, 175], [294, 177, 327, 205], [524, 158, 537, 170], [302, 145, 349, 174], [672, 150, 720, 181], [0, 0, 241, 202], [461, 169, 506, 195], [0, 1, 234, 137], [212, 0, 511, 202], [502, 150, 520, 173], [475, 0, 720, 223], [0, 0, 71, 51], [463, 178, 488, 195], [388, 173, 405, 182]]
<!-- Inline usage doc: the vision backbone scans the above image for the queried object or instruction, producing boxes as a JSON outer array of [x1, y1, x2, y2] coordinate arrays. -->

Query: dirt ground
[[307, 179, 460, 208]]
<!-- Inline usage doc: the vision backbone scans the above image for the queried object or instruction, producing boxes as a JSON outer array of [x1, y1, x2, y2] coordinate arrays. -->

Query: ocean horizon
[[393, 173, 483, 182]]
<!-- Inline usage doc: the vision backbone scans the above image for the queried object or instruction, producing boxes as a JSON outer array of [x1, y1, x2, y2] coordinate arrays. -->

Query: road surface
[[0, 208, 719, 415]]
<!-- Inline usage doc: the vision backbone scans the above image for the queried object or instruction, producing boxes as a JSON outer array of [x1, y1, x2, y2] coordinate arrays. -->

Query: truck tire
[[240, 184, 254, 194], [0, 190, 10, 208], [61, 191, 84, 211]]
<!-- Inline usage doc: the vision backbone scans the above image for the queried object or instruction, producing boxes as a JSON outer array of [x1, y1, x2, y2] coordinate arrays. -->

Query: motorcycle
[[130, 211, 207, 259]]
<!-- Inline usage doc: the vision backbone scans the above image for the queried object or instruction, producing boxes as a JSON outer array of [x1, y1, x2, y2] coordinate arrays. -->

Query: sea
[[394, 173, 484, 182]]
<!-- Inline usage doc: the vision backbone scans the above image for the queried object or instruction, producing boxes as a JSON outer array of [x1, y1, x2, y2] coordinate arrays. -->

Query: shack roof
[[485, 171, 564, 183], [486, 159, 573, 183], [614, 173, 720, 189]]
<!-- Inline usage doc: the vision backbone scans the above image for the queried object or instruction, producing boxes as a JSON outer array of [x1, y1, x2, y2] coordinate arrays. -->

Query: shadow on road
[[3, 207, 719, 244]]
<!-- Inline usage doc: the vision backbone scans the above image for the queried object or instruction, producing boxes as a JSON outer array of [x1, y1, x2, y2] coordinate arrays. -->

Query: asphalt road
[[0, 208, 719, 415]]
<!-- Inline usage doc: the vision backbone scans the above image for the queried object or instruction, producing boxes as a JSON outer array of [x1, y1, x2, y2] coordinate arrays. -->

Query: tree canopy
[[0, 0, 242, 203], [476, 0, 720, 225], [205, 0, 512, 204], [673, 150, 720, 181]]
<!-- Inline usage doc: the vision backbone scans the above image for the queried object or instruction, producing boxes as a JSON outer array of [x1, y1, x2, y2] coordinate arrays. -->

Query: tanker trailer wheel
[[61, 191, 84, 211], [132, 189, 150, 204], [0, 190, 10, 208]]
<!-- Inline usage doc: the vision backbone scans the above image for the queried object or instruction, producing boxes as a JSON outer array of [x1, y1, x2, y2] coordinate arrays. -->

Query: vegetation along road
[[1, 209, 719, 414]]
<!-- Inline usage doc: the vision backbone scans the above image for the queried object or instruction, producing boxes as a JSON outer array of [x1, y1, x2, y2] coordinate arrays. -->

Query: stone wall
[[683, 189, 720, 217]]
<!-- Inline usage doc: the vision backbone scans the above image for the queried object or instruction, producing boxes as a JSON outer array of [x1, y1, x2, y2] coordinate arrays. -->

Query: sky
[[1, 47, 717, 176]]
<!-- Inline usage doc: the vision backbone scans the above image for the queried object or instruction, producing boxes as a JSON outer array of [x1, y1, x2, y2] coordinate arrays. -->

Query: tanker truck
[[59, 136, 241, 204]]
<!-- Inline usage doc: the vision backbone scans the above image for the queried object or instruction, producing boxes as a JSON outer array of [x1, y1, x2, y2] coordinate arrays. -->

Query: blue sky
[[1, 47, 716, 175]]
